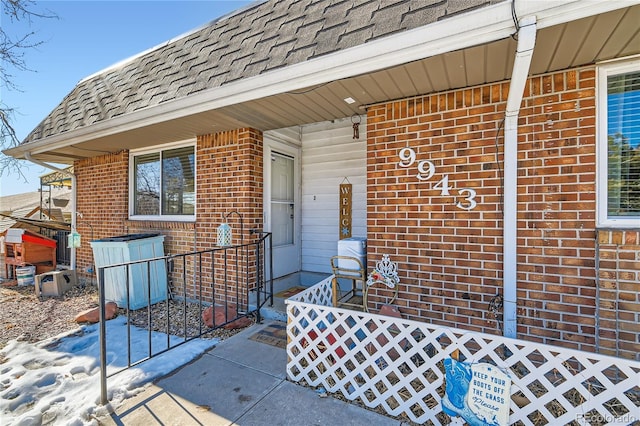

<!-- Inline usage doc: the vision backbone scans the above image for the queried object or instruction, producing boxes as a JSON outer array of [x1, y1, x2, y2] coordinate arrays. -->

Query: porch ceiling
[[32, 4, 640, 163]]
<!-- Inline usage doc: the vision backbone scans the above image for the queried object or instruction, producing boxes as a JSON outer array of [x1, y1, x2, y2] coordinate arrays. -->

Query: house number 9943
[[397, 147, 477, 211]]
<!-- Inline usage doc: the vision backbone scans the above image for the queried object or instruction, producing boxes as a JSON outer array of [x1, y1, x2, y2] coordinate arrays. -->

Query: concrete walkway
[[99, 320, 398, 425]]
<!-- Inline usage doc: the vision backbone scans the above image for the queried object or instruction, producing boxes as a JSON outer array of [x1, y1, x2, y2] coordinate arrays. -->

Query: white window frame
[[596, 58, 640, 228], [129, 139, 197, 222]]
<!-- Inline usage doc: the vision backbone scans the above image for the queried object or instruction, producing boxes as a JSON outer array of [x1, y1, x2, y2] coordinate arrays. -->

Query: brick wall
[[596, 230, 640, 361], [73, 128, 264, 306], [195, 128, 264, 249], [75, 151, 129, 283], [194, 128, 264, 305], [366, 66, 639, 357]]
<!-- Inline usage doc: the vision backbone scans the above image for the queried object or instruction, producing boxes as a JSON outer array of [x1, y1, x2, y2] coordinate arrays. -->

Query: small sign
[[339, 183, 352, 239], [443, 358, 511, 426]]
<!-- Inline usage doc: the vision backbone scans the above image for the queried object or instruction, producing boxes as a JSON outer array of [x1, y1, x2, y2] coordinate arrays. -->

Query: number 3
[[456, 188, 477, 210]]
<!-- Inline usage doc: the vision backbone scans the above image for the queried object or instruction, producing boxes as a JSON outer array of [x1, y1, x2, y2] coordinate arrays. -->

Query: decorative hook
[[351, 114, 362, 140]]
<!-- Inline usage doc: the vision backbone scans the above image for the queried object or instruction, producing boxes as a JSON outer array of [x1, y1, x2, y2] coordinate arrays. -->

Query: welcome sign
[[340, 183, 352, 239], [443, 358, 511, 426]]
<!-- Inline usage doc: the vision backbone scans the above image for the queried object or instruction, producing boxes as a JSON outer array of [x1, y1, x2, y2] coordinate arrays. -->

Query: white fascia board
[[11, 0, 635, 157], [517, 0, 640, 29]]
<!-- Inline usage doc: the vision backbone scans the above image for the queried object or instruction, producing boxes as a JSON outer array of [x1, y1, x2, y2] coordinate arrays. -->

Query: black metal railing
[[39, 228, 71, 266], [97, 232, 272, 405], [54, 230, 71, 265]]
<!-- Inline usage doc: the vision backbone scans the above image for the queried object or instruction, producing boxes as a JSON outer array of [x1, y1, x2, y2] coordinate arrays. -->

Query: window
[[597, 60, 640, 227], [130, 143, 195, 220]]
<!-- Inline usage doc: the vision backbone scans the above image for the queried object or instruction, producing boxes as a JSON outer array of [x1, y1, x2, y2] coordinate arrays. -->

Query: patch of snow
[[0, 316, 218, 425]]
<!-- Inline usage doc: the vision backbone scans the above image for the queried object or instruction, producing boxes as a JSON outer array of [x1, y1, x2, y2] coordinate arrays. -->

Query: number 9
[[416, 160, 435, 180], [398, 147, 416, 168]]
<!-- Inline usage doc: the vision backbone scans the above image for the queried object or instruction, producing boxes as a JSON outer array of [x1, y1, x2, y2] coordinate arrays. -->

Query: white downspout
[[503, 16, 536, 338], [24, 153, 77, 271]]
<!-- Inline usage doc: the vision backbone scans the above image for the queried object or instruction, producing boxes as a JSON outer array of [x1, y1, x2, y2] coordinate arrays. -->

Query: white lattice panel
[[285, 277, 640, 425], [288, 276, 333, 307]]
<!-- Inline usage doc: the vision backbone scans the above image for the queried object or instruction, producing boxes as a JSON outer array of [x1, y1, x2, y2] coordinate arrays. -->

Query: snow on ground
[[0, 316, 218, 426]]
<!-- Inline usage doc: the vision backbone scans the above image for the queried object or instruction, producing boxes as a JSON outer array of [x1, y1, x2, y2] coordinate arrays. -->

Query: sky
[[0, 315, 218, 425], [0, 0, 253, 197]]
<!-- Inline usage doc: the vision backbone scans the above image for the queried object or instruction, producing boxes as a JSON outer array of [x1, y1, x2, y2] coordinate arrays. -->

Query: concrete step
[[248, 271, 331, 322]]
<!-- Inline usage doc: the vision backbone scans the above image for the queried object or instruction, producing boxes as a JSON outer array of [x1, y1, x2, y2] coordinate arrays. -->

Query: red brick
[[365, 67, 638, 358]]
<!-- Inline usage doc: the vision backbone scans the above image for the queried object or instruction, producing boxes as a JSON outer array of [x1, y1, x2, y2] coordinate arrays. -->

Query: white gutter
[[24, 153, 77, 271], [5, 0, 629, 159], [503, 16, 537, 338]]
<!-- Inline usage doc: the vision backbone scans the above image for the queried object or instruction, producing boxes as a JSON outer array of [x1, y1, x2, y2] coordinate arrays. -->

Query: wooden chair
[[330, 255, 367, 311]]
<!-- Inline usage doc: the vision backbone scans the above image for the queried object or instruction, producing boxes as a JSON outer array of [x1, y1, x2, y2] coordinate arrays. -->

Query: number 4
[[433, 175, 452, 196]]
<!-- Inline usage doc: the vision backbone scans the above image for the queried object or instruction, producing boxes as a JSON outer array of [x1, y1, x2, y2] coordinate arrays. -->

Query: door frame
[[263, 134, 302, 277]]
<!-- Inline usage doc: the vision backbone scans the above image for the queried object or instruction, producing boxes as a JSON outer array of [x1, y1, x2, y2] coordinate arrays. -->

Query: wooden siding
[[301, 117, 367, 273]]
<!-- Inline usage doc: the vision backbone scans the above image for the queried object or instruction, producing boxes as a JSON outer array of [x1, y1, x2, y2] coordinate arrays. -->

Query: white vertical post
[[502, 16, 536, 338], [24, 153, 77, 270]]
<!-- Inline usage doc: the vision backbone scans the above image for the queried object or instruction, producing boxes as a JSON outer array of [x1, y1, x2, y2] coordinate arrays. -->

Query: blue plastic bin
[[90, 234, 167, 309]]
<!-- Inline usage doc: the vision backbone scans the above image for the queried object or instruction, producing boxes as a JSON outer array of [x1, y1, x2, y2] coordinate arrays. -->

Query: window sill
[[128, 215, 196, 223]]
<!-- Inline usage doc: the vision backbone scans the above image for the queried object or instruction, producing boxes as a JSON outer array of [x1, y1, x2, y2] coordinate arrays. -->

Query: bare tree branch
[[0, 0, 58, 178]]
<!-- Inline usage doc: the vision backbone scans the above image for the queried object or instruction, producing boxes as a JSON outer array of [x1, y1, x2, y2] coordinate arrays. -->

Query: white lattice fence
[[285, 277, 640, 425]]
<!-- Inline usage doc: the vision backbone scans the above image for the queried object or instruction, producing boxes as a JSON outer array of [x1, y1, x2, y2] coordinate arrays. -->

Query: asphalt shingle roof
[[23, 0, 498, 145]]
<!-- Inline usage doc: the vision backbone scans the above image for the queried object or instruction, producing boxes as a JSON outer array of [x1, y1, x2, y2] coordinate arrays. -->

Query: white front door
[[264, 139, 300, 278]]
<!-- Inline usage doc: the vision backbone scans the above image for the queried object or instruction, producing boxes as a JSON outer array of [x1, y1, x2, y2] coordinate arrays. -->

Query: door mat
[[248, 323, 287, 349], [274, 286, 306, 299]]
